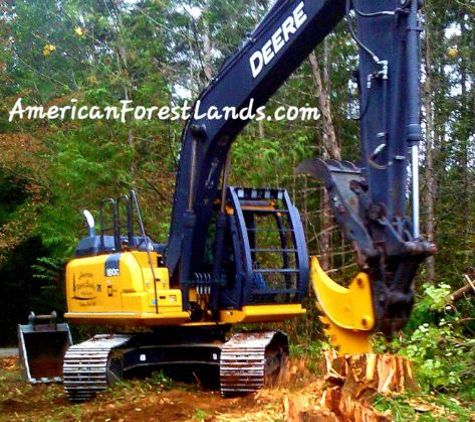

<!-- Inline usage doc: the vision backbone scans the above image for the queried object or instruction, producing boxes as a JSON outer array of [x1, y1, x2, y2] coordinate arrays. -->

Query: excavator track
[[63, 334, 132, 402], [220, 331, 288, 396], [62, 331, 287, 401]]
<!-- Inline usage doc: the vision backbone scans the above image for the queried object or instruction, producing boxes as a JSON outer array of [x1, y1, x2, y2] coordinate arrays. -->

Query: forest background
[[0, 0, 473, 399]]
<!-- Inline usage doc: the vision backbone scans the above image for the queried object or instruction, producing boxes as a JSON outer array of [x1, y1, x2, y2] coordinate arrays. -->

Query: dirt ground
[[1, 356, 473, 422], [0, 355, 324, 422]]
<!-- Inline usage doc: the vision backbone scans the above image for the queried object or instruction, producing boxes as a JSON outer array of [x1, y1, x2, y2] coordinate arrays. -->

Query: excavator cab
[[18, 311, 72, 383]]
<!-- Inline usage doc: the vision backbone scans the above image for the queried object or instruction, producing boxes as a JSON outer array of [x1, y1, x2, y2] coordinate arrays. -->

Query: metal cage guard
[[226, 187, 309, 307]]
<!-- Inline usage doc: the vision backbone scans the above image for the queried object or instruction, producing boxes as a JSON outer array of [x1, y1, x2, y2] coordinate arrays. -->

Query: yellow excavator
[[18, 0, 435, 401]]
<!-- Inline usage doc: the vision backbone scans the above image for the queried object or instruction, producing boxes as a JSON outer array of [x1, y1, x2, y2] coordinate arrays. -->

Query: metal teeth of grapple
[[317, 304, 343, 351], [319, 315, 340, 349], [319, 314, 372, 356]]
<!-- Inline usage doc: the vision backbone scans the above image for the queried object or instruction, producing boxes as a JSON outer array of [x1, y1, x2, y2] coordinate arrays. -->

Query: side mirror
[[82, 210, 96, 237]]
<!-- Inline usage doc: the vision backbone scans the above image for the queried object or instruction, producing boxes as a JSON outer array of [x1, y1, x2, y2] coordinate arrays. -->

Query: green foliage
[[193, 409, 209, 422], [405, 283, 452, 330], [289, 340, 328, 360], [374, 284, 475, 397], [149, 370, 176, 390], [374, 393, 475, 422], [289, 340, 330, 375], [402, 320, 471, 391]]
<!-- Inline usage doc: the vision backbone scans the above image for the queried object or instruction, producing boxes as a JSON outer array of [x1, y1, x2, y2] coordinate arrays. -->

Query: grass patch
[[193, 409, 209, 421], [374, 392, 475, 422]]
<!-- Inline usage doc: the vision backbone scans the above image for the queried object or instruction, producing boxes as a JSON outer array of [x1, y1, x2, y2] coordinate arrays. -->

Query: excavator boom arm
[[165, 0, 434, 336], [165, 0, 347, 276]]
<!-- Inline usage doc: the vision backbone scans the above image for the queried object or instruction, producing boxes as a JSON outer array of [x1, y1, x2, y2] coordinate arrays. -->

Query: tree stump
[[284, 352, 419, 422]]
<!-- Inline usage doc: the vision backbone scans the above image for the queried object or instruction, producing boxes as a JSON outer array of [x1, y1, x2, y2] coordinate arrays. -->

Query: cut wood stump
[[283, 352, 419, 422]]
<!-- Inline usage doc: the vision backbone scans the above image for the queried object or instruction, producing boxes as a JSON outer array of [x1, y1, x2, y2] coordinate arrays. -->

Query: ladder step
[[251, 288, 299, 295], [250, 248, 297, 253], [254, 268, 299, 273], [241, 208, 289, 213], [246, 228, 294, 233]]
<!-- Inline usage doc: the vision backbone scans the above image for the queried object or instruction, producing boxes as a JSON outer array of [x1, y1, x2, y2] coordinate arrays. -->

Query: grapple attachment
[[310, 256, 374, 355], [18, 312, 73, 383], [298, 158, 435, 336]]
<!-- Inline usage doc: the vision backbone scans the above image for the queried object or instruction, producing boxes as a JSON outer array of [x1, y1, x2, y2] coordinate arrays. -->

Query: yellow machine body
[[65, 251, 188, 326], [65, 250, 305, 327]]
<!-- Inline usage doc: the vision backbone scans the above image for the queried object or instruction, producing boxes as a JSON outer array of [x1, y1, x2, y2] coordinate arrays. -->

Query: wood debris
[[283, 352, 419, 422]]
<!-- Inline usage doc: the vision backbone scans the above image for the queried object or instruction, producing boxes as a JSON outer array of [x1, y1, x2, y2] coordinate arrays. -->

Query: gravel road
[[0, 348, 18, 358]]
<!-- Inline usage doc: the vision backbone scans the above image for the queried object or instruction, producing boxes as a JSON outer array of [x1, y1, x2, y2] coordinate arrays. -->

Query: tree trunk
[[109, 0, 135, 176], [423, 9, 436, 283], [459, 15, 471, 251], [254, 0, 266, 139], [308, 52, 341, 161], [202, 16, 213, 82], [308, 51, 340, 271]]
